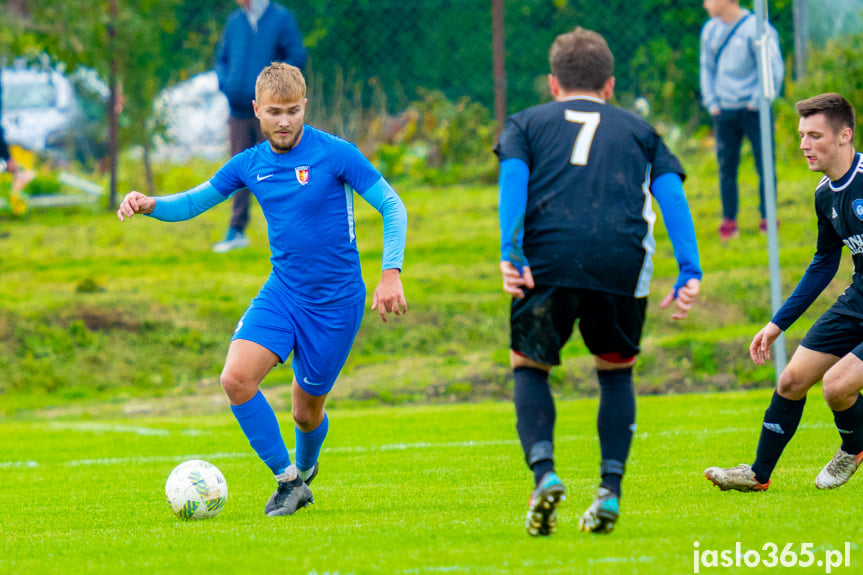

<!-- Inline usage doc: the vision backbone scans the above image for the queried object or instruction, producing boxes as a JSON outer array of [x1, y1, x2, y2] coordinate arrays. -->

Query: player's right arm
[[117, 181, 229, 222], [498, 158, 534, 299], [750, 210, 843, 363]]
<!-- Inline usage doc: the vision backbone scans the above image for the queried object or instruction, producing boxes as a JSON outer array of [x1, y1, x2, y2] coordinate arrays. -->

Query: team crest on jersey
[[854, 199, 863, 221], [295, 166, 310, 185]]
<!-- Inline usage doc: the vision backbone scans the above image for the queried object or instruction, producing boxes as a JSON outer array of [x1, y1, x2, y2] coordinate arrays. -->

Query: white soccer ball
[[164, 459, 228, 520]]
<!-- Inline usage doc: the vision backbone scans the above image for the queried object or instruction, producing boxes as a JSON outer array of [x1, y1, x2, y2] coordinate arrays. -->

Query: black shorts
[[510, 285, 648, 366], [801, 305, 863, 360]]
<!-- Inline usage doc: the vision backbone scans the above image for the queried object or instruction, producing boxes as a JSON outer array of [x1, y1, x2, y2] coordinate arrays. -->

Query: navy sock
[[513, 366, 556, 486], [295, 413, 329, 474], [230, 390, 291, 475], [597, 367, 635, 497], [751, 391, 806, 484], [832, 394, 863, 455]]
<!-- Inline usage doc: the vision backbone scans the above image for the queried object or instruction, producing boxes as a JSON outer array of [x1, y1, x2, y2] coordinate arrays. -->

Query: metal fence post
[[492, 0, 507, 138], [754, 0, 787, 380]]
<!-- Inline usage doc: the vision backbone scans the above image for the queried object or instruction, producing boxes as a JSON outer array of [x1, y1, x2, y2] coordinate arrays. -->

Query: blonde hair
[[255, 62, 306, 102]]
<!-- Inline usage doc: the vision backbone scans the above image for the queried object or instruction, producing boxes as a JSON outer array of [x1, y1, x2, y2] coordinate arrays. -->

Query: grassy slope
[[1, 391, 860, 574], [0, 145, 853, 414]]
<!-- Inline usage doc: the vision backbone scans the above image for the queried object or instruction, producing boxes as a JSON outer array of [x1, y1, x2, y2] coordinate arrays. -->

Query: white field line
[[47, 422, 205, 436], [0, 421, 836, 470]]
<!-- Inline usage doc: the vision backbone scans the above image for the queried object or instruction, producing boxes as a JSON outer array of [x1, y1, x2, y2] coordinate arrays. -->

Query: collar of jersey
[[829, 152, 863, 192], [560, 95, 605, 104]]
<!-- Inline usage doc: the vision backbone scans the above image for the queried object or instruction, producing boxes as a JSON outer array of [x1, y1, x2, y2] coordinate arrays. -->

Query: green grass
[[1, 390, 860, 574], [0, 138, 855, 413]]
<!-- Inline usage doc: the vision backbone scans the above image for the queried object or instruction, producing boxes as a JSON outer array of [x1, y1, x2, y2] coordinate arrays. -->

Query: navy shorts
[[510, 285, 647, 366], [801, 305, 863, 361], [232, 274, 365, 396]]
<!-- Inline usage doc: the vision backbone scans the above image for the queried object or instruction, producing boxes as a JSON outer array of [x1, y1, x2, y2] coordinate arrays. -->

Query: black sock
[[751, 391, 806, 484], [513, 366, 556, 486], [597, 367, 635, 498], [832, 394, 863, 455]]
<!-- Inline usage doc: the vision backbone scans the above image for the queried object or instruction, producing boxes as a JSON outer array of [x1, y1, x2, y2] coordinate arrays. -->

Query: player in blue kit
[[495, 28, 701, 536], [117, 63, 407, 516], [706, 93, 863, 492]]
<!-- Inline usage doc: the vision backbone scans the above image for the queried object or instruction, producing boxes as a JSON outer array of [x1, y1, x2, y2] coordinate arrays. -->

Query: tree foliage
[[0, 0, 236, 150]]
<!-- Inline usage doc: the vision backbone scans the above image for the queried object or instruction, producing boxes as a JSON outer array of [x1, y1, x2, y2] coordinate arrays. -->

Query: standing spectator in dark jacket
[[213, 0, 307, 253]]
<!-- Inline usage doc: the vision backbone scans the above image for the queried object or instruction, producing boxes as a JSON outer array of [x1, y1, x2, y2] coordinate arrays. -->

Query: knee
[[776, 367, 814, 401], [220, 369, 258, 405], [822, 370, 854, 410], [292, 404, 324, 432]]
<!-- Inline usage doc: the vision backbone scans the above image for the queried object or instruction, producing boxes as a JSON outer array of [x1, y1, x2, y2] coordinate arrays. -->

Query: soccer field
[[1, 389, 860, 574]]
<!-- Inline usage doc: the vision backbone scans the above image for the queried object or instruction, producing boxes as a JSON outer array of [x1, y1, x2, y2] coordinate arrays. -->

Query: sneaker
[[815, 448, 863, 489], [299, 462, 319, 486], [578, 487, 619, 533], [704, 463, 770, 492], [718, 218, 739, 241], [525, 471, 566, 537], [264, 465, 314, 516], [213, 229, 249, 253]]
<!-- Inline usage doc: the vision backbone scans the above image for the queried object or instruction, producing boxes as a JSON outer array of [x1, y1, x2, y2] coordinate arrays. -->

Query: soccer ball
[[164, 459, 228, 519]]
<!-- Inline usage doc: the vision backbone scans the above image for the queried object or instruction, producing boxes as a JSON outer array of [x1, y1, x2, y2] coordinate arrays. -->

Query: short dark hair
[[549, 27, 614, 91], [796, 93, 856, 138]]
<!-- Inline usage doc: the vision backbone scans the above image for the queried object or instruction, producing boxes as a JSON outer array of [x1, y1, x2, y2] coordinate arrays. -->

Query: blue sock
[[295, 413, 329, 474], [230, 390, 291, 475]]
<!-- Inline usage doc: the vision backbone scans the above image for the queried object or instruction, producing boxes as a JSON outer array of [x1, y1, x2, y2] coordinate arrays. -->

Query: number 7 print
[[565, 110, 600, 166]]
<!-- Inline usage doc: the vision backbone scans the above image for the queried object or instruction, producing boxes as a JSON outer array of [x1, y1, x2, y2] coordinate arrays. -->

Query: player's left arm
[[359, 177, 408, 322], [651, 172, 702, 320]]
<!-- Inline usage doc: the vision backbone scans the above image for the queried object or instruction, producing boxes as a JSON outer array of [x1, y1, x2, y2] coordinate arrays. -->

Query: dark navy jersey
[[494, 96, 685, 296], [814, 153, 863, 319]]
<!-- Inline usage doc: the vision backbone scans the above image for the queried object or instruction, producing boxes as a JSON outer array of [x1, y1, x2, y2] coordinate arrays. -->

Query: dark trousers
[[714, 108, 775, 221], [228, 116, 265, 232]]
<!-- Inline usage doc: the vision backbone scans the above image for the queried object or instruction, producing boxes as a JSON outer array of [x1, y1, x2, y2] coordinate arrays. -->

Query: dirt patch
[[72, 306, 144, 332]]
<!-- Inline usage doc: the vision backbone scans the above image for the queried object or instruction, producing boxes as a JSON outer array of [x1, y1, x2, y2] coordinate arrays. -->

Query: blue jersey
[[210, 126, 383, 306]]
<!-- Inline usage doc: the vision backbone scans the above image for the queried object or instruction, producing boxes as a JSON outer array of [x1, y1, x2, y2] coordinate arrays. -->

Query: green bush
[[781, 33, 863, 154], [372, 89, 497, 185]]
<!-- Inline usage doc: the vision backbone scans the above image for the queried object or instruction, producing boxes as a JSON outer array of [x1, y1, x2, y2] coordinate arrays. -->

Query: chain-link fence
[[291, 0, 794, 126], [5, 0, 863, 178]]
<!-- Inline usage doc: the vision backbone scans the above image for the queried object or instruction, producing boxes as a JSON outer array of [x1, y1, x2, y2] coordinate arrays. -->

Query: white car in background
[[153, 71, 230, 161], [1, 60, 108, 164], [2, 62, 229, 164]]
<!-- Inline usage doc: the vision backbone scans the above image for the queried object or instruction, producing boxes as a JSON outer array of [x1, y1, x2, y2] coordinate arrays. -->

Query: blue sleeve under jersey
[[650, 172, 702, 293], [359, 177, 407, 271], [146, 181, 229, 222], [498, 158, 529, 270], [771, 249, 842, 331]]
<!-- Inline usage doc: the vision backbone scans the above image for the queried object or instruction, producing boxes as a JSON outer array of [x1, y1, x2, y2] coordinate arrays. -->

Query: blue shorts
[[232, 274, 365, 396]]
